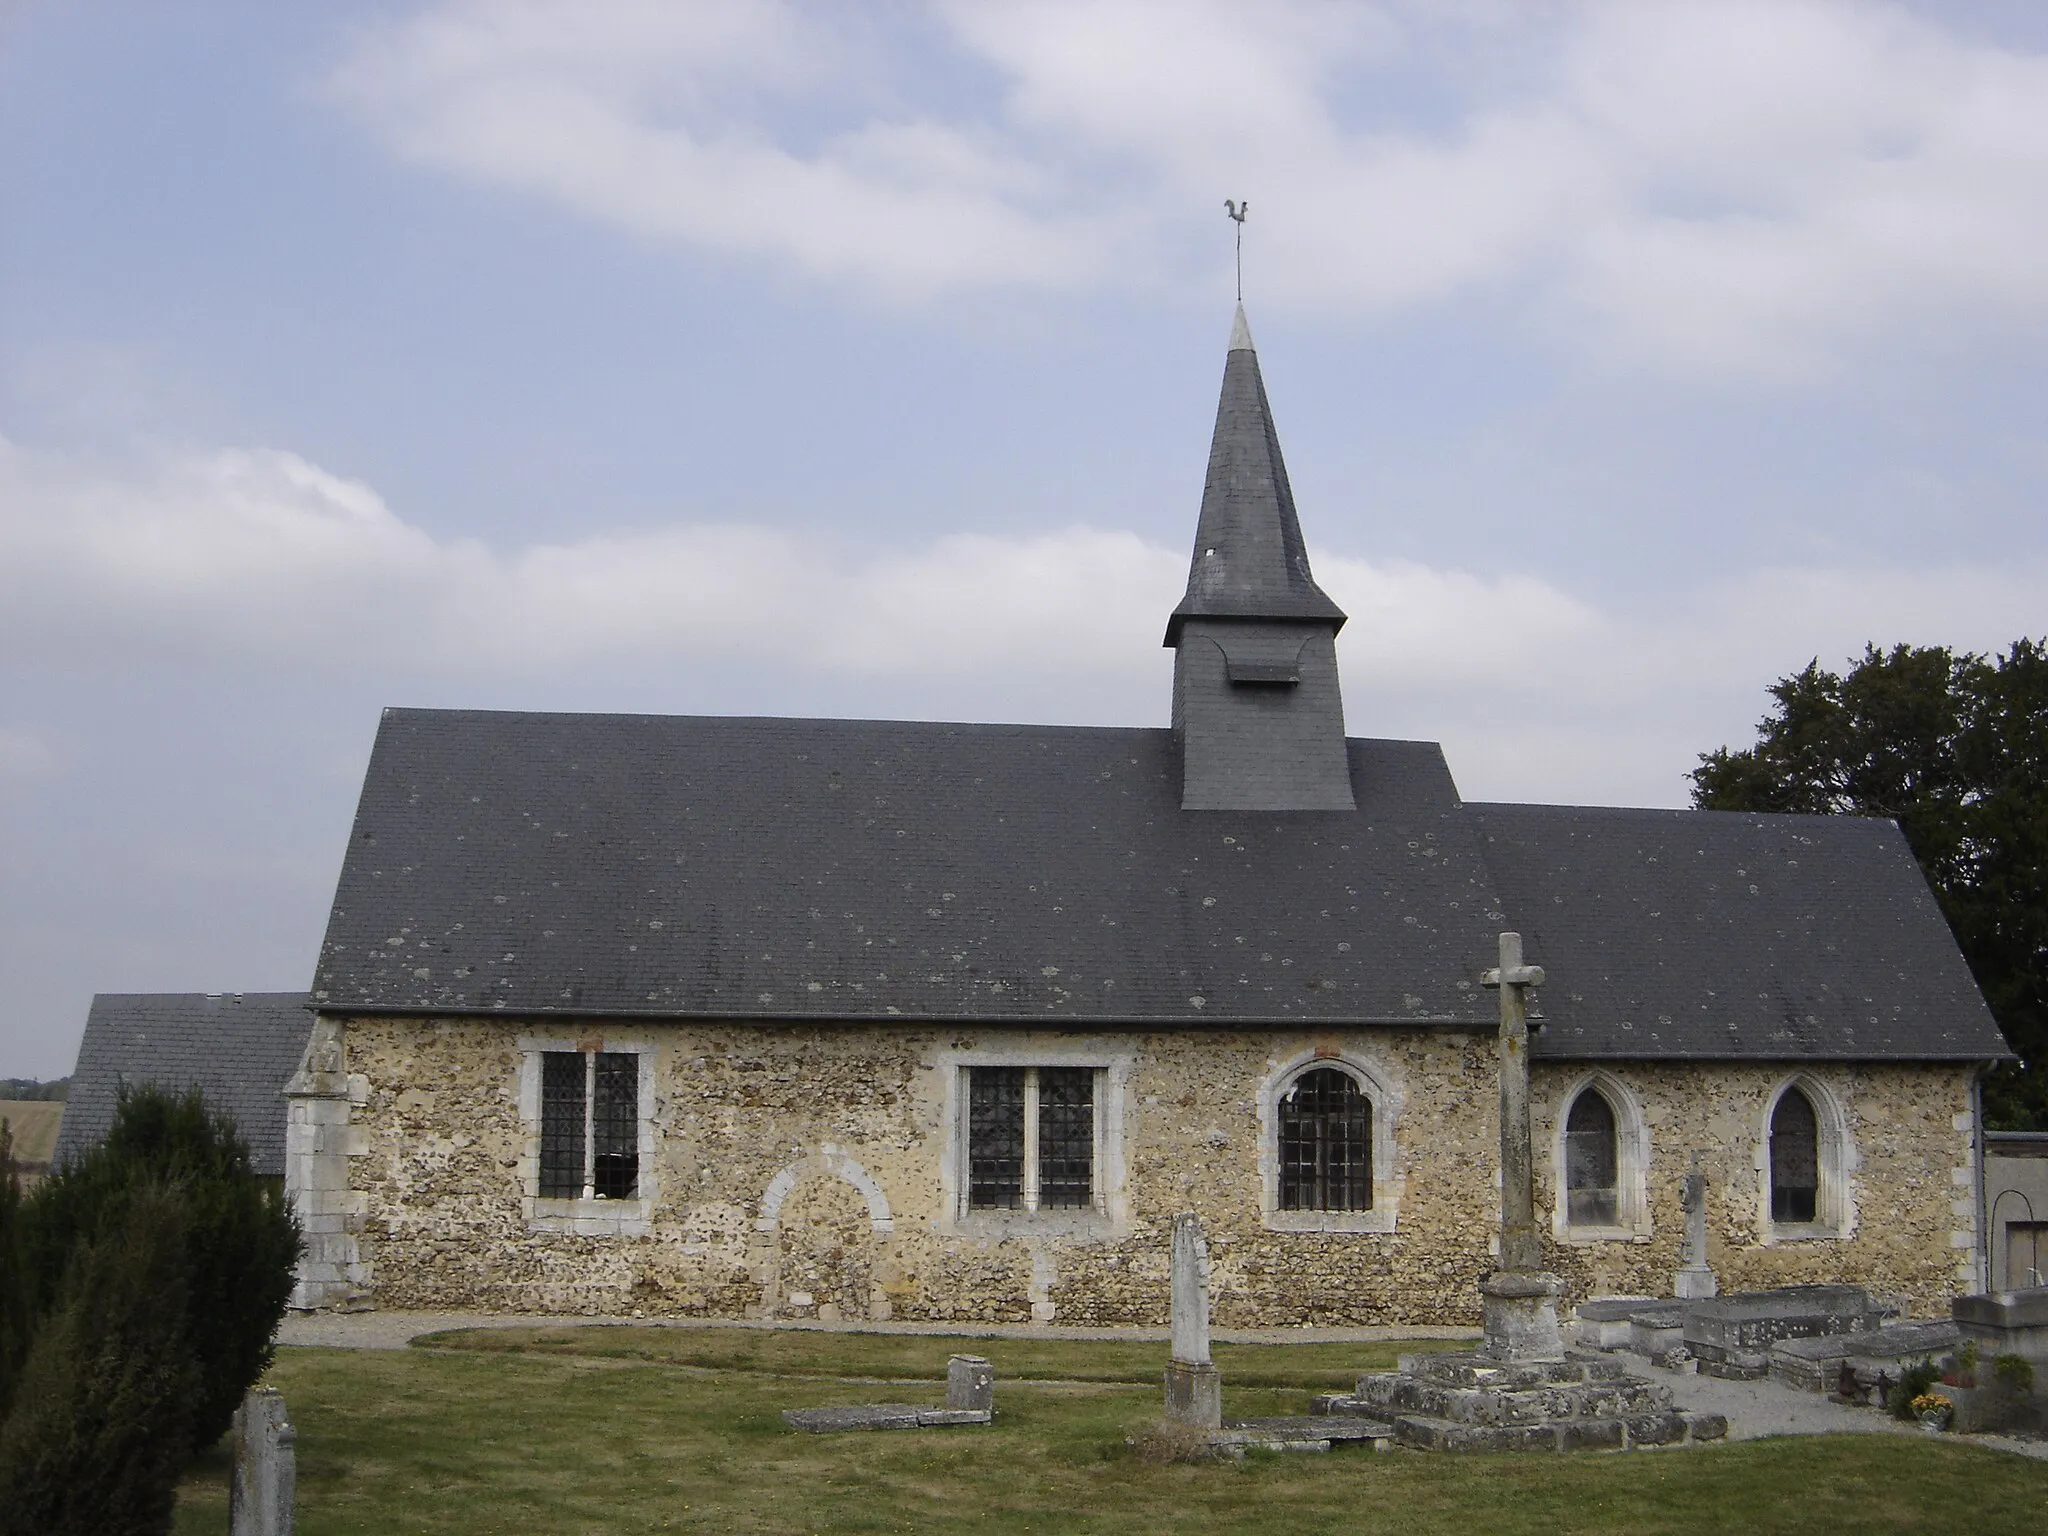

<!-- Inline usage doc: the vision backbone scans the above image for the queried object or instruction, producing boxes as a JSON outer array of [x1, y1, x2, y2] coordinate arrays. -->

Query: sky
[[4, 0, 2048, 1079]]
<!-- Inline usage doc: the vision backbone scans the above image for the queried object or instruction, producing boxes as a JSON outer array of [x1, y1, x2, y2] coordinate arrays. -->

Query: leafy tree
[[11, 1086, 300, 1448], [1693, 641, 2048, 1129], [0, 1182, 199, 1536]]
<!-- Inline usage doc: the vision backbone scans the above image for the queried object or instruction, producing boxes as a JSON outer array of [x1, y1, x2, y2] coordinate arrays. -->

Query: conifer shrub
[[0, 1121, 23, 1419], [0, 1182, 200, 1536], [12, 1086, 300, 1449]]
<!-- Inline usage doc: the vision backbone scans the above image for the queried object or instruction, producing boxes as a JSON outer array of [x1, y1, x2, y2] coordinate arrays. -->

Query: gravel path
[[277, 1310, 2048, 1459]]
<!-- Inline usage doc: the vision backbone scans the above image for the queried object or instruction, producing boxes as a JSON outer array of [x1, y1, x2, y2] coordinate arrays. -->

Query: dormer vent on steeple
[[1167, 307, 1354, 812]]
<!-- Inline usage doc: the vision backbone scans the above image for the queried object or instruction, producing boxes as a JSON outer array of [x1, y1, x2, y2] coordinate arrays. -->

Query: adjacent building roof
[[54, 993, 312, 1177]]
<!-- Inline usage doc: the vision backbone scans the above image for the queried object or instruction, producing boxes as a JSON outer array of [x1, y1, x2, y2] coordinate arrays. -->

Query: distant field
[[0, 1099, 64, 1189], [171, 1336, 2048, 1534]]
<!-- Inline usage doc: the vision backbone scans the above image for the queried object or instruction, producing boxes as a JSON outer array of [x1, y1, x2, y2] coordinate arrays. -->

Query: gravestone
[[1674, 1158, 1718, 1300], [782, 1356, 996, 1433], [1682, 1285, 1891, 1379], [1478, 933, 1564, 1363], [1163, 1210, 1222, 1428], [230, 1387, 296, 1536], [946, 1354, 994, 1414]]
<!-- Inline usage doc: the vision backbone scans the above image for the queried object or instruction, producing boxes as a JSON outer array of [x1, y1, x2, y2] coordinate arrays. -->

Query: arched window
[[1564, 1087, 1619, 1227], [1770, 1086, 1820, 1224], [1278, 1067, 1371, 1211]]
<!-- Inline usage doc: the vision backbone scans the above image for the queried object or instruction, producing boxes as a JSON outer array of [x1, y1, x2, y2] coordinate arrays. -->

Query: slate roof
[[1472, 804, 2011, 1062], [55, 993, 312, 1177], [308, 708, 2012, 1063], [315, 711, 1505, 1027], [1165, 306, 1347, 646]]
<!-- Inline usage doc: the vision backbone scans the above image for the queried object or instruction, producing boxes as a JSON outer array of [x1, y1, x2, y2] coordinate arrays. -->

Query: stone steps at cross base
[[1394, 1351, 1636, 1388], [1347, 1372, 1675, 1426], [1386, 1408, 1728, 1453]]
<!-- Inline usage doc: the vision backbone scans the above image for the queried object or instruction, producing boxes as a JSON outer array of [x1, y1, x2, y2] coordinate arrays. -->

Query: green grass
[[411, 1323, 1456, 1389], [173, 1342, 2048, 1535]]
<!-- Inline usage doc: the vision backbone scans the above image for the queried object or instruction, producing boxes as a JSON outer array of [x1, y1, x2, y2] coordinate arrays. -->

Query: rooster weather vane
[[1224, 198, 1249, 301]]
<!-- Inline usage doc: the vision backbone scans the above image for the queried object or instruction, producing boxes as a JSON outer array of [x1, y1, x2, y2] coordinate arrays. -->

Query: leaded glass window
[[537, 1049, 639, 1200], [539, 1051, 586, 1198], [965, 1066, 1098, 1213], [1564, 1088, 1619, 1227], [1278, 1068, 1372, 1212], [1037, 1068, 1094, 1209], [1770, 1087, 1819, 1224], [592, 1052, 640, 1199], [968, 1067, 1026, 1209]]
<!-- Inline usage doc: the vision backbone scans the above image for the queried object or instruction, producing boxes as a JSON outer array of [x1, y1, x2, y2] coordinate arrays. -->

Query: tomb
[[781, 1353, 995, 1433]]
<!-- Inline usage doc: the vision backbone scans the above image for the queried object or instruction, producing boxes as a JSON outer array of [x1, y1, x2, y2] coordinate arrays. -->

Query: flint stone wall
[[328, 1015, 1975, 1325]]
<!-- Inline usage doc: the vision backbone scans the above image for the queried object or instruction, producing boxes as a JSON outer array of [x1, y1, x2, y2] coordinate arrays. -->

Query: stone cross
[[1163, 1210, 1222, 1427], [1478, 932, 1564, 1363], [1675, 1155, 1718, 1300], [1480, 931, 1546, 1274]]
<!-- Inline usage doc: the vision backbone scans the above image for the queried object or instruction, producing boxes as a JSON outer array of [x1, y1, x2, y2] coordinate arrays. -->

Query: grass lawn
[[173, 1336, 2048, 1535], [407, 1323, 1459, 1388]]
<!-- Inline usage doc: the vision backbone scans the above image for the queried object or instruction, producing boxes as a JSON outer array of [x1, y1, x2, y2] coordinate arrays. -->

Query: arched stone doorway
[[752, 1148, 898, 1322]]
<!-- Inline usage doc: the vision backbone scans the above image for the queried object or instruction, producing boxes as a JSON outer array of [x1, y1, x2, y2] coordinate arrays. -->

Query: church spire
[[1167, 306, 1354, 812], [1164, 306, 1347, 649]]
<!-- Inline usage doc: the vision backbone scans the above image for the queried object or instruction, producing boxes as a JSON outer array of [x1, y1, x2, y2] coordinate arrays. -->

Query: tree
[[11, 1086, 300, 1448], [1693, 641, 2048, 1129], [0, 1121, 23, 1416], [0, 1183, 199, 1536]]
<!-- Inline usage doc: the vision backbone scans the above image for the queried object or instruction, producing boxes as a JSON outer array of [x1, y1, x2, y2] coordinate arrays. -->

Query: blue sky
[[4, 1, 2048, 1077]]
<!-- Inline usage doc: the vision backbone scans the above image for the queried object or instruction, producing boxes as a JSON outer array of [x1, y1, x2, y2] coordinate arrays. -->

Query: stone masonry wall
[[332, 1015, 1975, 1325]]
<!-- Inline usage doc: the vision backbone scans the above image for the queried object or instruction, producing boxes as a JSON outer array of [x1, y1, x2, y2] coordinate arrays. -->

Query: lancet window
[[1277, 1067, 1373, 1212]]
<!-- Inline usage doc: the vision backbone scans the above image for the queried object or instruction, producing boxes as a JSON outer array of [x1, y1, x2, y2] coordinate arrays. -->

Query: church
[[278, 307, 2009, 1325]]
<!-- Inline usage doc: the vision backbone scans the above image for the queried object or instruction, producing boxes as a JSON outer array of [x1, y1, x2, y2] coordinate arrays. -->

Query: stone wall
[[324, 1014, 1975, 1324]]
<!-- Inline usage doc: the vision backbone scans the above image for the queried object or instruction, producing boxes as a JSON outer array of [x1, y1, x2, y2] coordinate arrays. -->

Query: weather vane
[[1224, 198, 1248, 302]]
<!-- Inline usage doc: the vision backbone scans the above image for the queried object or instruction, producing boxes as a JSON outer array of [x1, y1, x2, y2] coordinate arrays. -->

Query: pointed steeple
[[1164, 306, 1347, 648], [1166, 307, 1354, 812]]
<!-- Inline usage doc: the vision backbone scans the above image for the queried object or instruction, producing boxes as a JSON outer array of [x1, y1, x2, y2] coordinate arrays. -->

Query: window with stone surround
[[966, 1066, 1097, 1212], [1769, 1086, 1819, 1223], [1277, 1067, 1372, 1212], [1564, 1087, 1619, 1226], [1549, 1071, 1650, 1242], [520, 1038, 656, 1235], [1258, 1053, 1399, 1234], [539, 1050, 640, 1199], [1758, 1075, 1851, 1240]]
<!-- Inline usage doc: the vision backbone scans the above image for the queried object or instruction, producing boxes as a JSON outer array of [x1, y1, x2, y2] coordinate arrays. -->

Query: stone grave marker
[[1674, 1157, 1718, 1300], [782, 1353, 996, 1433], [230, 1386, 296, 1536], [1164, 1210, 1222, 1428]]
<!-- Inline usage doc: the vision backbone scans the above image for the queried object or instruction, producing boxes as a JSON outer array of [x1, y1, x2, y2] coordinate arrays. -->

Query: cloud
[[322, 0, 2048, 379], [5, 435, 2043, 805]]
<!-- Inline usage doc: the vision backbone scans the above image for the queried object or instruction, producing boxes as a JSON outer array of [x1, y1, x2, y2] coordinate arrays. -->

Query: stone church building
[[285, 308, 2011, 1325]]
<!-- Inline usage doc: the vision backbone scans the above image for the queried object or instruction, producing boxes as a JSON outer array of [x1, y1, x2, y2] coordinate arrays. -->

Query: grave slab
[[1684, 1286, 1891, 1378], [1768, 1319, 1960, 1393]]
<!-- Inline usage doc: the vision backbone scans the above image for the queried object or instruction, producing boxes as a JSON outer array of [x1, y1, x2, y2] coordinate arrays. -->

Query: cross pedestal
[[1479, 931, 1565, 1363]]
